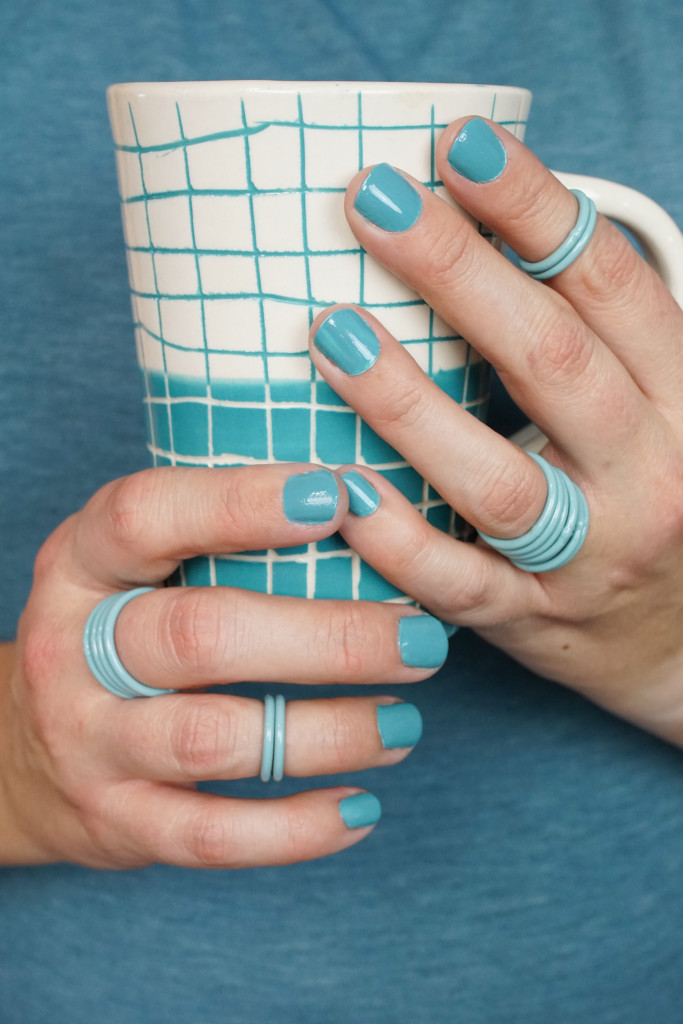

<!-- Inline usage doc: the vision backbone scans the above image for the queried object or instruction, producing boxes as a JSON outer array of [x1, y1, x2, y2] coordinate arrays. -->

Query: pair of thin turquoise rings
[[519, 189, 597, 280], [260, 694, 287, 783]]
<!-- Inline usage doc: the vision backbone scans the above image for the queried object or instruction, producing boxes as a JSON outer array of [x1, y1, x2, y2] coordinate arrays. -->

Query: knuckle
[[32, 519, 75, 585], [525, 306, 593, 389], [476, 459, 543, 534], [324, 604, 373, 676], [158, 589, 224, 676], [101, 472, 156, 552], [322, 705, 359, 772], [371, 375, 436, 435], [441, 554, 496, 617], [420, 217, 473, 292], [577, 220, 644, 305], [169, 702, 237, 775], [277, 805, 312, 862], [385, 517, 432, 579], [217, 471, 267, 538], [184, 809, 232, 867]]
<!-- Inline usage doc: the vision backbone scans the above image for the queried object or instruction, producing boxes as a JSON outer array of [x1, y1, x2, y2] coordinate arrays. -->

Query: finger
[[97, 694, 423, 782], [70, 464, 348, 589], [109, 585, 449, 691], [110, 784, 381, 868], [344, 162, 650, 469], [335, 466, 545, 626], [436, 117, 683, 412], [310, 305, 567, 540]]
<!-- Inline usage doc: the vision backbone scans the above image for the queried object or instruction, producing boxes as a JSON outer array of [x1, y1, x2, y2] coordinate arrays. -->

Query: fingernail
[[339, 792, 382, 830], [354, 163, 422, 232], [283, 469, 339, 524], [398, 615, 449, 668], [314, 308, 380, 375], [447, 118, 507, 183], [341, 470, 380, 517], [377, 702, 423, 749]]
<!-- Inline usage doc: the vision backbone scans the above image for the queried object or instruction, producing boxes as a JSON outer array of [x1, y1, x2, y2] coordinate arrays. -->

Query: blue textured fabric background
[[2, 1, 683, 1021]]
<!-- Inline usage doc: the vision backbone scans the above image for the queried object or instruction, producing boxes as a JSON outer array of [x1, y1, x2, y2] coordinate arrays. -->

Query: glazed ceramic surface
[[108, 81, 531, 600]]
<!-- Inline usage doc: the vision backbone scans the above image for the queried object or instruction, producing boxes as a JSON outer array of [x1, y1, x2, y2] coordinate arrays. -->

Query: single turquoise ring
[[83, 587, 176, 699], [272, 694, 286, 783], [260, 694, 276, 782], [519, 190, 597, 280]]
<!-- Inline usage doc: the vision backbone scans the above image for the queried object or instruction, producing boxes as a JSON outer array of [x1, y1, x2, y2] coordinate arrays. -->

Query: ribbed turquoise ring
[[83, 587, 176, 699], [519, 190, 597, 280], [477, 452, 589, 573], [261, 694, 287, 783]]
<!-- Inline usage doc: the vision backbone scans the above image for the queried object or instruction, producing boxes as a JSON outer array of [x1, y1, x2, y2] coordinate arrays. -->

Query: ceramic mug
[[107, 81, 683, 602]]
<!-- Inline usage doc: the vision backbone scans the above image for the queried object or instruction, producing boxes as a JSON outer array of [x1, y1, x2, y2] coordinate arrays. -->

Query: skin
[[2, 116, 683, 867]]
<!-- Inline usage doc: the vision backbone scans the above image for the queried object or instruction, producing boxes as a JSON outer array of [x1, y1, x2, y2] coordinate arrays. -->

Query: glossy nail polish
[[377, 702, 423, 749], [354, 163, 422, 232], [283, 469, 339, 524], [341, 470, 380, 517], [339, 793, 382, 829], [398, 615, 449, 668], [314, 308, 380, 375], [447, 118, 507, 183]]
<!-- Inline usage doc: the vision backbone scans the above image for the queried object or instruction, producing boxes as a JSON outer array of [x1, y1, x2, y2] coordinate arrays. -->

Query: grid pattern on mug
[[115, 88, 525, 601]]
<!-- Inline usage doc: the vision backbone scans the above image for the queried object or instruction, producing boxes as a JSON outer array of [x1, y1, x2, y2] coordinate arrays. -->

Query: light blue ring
[[260, 694, 275, 782], [514, 484, 589, 572], [511, 467, 573, 563], [83, 588, 176, 699], [479, 452, 557, 557], [519, 190, 597, 280], [272, 695, 286, 783], [477, 452, 589, 573]]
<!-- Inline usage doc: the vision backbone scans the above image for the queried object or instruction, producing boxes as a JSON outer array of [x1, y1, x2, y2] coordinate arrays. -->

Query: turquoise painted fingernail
[[339, 793, 382, 830], [398, 615, 449, 668], [341, 470, 380, 517], [447, 118, 507, 183], [314, 308, 380, 375], [354, 163, 422, 232], [377, 703, 423, 749], [283, 469, 339, 524]]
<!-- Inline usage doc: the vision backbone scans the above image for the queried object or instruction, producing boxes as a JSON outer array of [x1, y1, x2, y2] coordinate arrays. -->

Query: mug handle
[[554, 171, 683, 307], [511, 172, 683, 453]]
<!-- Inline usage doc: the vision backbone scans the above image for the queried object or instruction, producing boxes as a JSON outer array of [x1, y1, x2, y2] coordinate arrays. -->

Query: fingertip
[[338, 790, 382, 831]]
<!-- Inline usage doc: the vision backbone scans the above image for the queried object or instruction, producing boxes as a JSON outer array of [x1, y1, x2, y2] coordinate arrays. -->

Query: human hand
[[308, 116, 683, 745], [0, 465, 445, 868]]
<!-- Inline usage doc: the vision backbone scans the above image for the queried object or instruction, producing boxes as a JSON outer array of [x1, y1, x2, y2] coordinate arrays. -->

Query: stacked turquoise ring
[[477, 452, 589, 573], [519, 189, 597, 280], [83, 587, 176, 699], [261, 694, 287, 783]]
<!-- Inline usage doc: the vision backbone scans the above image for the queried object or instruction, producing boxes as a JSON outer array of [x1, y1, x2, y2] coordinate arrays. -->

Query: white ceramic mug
[[107, 81, 683, 601]]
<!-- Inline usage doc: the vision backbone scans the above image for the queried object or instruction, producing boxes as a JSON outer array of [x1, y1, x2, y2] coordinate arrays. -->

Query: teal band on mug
[[83, 587, 177, 699], [477, 452, 589, 572], [519, 190, 597, 280]]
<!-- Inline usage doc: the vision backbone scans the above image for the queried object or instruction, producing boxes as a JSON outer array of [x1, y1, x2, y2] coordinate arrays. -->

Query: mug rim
[[108, 80, 532, 101]]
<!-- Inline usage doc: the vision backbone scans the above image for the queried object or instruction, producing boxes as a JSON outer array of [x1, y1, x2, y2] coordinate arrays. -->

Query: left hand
[[308, 116, 683, 746]]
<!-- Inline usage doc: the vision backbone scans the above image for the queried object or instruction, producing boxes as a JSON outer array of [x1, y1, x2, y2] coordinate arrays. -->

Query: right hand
[[0, 464, 446, 869]]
